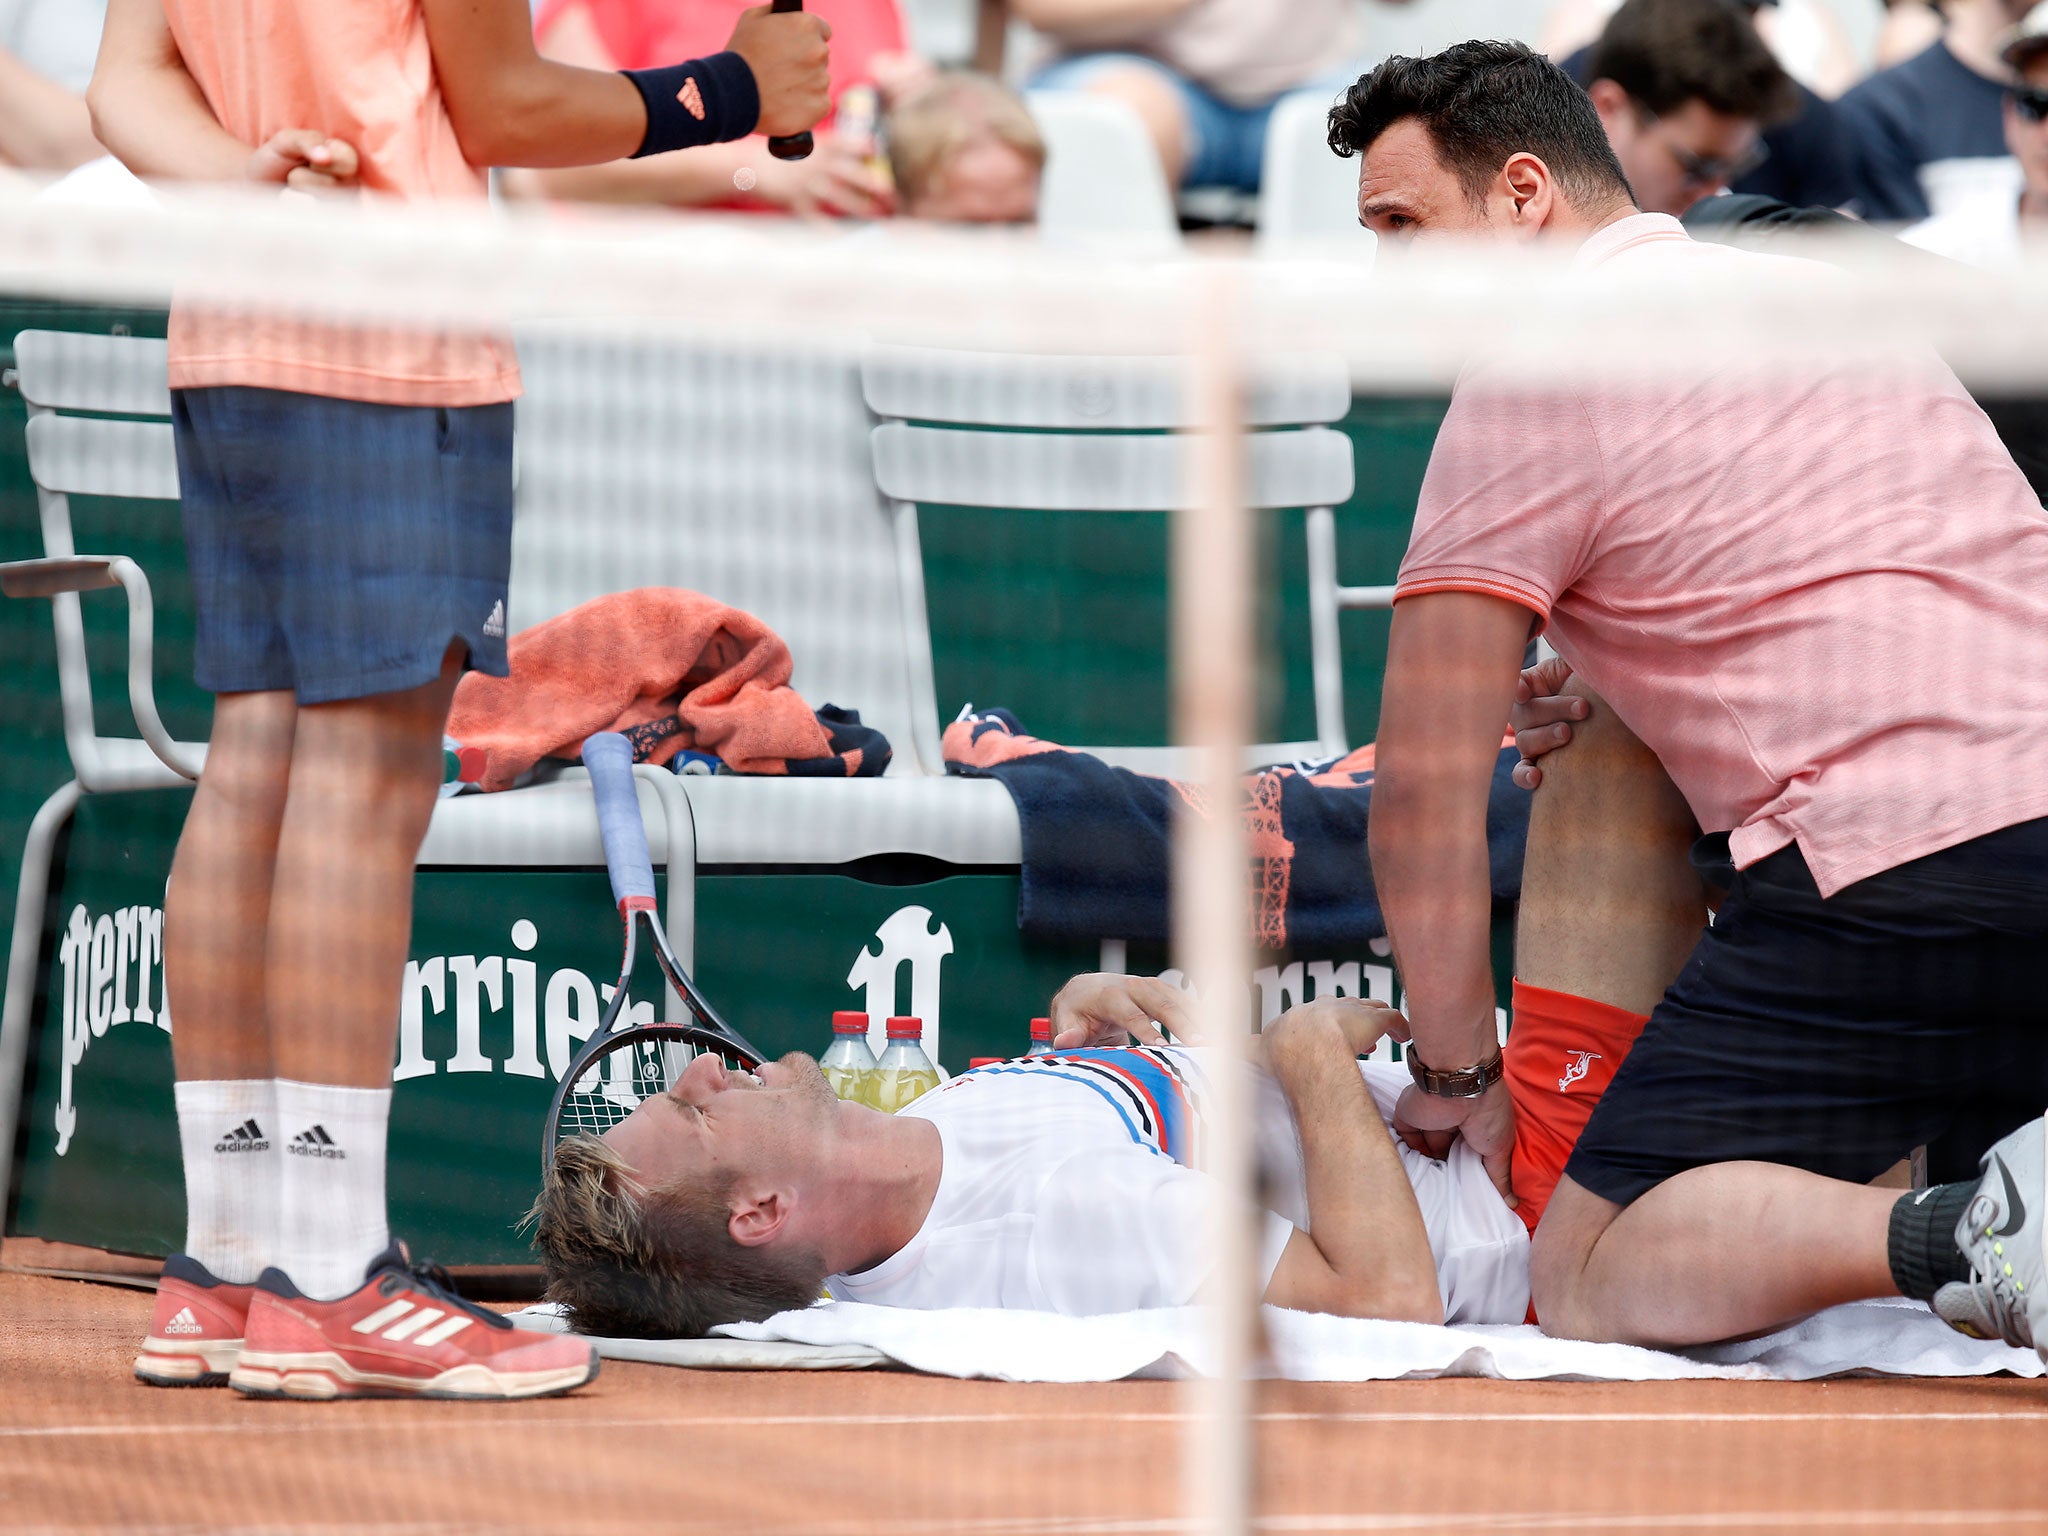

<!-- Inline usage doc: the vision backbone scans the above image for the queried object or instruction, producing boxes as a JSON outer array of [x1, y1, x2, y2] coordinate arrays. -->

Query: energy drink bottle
[[820, 1010, 881, 1106], [873, 1016, 942, 1113]]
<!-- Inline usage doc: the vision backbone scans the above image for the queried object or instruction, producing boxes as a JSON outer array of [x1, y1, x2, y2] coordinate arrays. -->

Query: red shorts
[[1503, 979, 1649, 1235]]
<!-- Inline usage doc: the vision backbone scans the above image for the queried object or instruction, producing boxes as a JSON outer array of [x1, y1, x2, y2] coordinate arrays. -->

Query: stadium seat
[[860, 342, 1366, 776], [1252, 90, 1378, 261], [1023, 91, 1182, 257]]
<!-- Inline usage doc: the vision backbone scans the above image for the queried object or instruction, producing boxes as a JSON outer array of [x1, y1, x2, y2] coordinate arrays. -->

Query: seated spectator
[[1563, 0, 1854, 209], [887, 70, 1044, 225], [1018, 0, 1364, 192], [1544, 0, 1860, 99], [1563, 0, 1801, 217], [509, 0, 921, 219], [1901, 0, 2048, 263], [1837, 0, 2036, 222], [0, 0, 108, 175]]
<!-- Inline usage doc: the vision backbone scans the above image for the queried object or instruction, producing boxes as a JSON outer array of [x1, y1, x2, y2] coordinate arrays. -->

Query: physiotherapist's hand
[[1510, 655, 1585, 791], [245, 130, 359, 195], [1048, 972, 1196, 1049], [1392, 1079, 1517, 1209]]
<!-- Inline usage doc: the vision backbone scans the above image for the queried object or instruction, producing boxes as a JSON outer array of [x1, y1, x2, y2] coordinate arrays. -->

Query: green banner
[[12, 788, 1512, 1264]]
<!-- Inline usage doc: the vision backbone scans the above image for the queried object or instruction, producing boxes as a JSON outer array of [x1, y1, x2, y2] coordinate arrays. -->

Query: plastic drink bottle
[[1026, 1017, 1055, 1056], [834, 84, 894, 192], [820, 1010, 880, 1105], [873, 1016, 942, 1113]]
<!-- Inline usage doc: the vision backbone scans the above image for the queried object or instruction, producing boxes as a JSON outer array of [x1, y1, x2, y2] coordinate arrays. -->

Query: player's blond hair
[[886, 69, 1046, 212], [529, 1134, 826, 1338]]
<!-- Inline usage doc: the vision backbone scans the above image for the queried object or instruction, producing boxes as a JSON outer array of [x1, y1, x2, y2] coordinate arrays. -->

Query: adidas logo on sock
[[482, 599, 506, 640], [162, 1306, 204, 1336], [288, 1124, 346, 1160], [214, 1118, 269, 1154]]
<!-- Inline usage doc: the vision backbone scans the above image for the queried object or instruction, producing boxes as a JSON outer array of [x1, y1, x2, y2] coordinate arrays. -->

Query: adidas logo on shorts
[[482, 600, 506, 640], [162, 1306, 204, 1336], [288, 1124, 346, 1159], [214, 1118, 269, 1153]]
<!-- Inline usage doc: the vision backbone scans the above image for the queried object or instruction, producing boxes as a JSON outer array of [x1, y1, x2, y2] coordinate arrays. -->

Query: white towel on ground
[[510, 1296, 2040, 1383]]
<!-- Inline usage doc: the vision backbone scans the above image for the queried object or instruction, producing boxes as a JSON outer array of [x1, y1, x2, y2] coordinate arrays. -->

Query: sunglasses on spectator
[[1634, 101, 1771, 187], [2013, 85, 2048, 125]]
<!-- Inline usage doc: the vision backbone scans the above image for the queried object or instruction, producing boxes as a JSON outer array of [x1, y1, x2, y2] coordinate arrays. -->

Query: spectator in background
[[509, 0, 924, 218], [1564, 0, 1853, 210], [1563, 0, 1802, 217], [1901, 0, 2048, 262], [1019, 0, 1364, 192], [1543, 0, 1859, 97], [888, 70, 1044, 224], [0, 0, 108, 174], [1837, 0, 2036, 222]]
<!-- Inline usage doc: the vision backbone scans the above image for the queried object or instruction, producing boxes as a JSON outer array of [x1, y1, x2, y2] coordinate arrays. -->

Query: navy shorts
[[172, 386, 514, 704], [1565, 818, 2048, 1206]]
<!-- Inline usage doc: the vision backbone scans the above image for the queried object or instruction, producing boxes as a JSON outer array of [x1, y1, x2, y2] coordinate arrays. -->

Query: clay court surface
[[6, 1270, 2048, 1536]]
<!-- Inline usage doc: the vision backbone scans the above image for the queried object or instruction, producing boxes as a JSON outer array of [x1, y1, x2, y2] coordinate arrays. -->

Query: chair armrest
[[0, 557, 121, 599], [2, 554, 201, 782]]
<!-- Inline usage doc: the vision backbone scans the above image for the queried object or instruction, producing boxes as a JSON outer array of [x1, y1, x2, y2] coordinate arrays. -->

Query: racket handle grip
[[583, 732, 658, 910], [766, 0, 815, 161]]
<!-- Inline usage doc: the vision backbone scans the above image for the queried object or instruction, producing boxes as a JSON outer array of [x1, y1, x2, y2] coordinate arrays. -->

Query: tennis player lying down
[[531, 683, 1699, 1338]]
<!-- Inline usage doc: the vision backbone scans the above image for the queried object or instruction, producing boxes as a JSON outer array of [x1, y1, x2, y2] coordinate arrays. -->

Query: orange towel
[[448, 589, 844, 791]]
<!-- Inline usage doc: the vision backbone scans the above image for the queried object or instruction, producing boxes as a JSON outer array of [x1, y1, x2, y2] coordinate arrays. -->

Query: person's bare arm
[[507, 4, 887, 215], [1368, 591, 1533, 1201], [89, 0, 358, 187], [90, 0, 276, 181], [1007, 0, 1195, 32], [1259, 999, 1441, 1323], [0, 47, 102, 171], [421, 0, 827, 169]]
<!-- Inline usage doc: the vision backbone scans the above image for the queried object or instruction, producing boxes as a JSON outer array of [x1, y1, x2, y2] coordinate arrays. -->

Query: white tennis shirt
[[826, 1047, 1529, 1323]]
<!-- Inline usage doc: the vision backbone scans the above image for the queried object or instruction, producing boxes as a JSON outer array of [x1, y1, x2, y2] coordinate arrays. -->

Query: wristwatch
[[1406, 1043, 1505, 1099]]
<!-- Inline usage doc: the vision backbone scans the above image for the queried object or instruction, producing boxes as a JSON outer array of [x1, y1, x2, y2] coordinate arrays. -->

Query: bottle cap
[[885, 1015, 923, 1040], [1029, 1016, 1052, 1041], [831, 1011, 869, 1035]]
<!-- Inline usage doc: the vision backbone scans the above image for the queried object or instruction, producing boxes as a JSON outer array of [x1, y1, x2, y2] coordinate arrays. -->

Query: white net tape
[[5, 183, 2048, 386]]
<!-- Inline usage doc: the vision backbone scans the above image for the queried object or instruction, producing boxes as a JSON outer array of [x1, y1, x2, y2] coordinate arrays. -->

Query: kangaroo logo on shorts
[[1557, 1050, 1601, 1092]]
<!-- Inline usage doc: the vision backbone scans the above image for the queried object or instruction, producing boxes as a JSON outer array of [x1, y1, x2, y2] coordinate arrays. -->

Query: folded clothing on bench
[[940, 708, 1527, 947], [508, 1296, 2042, 1383], [446, 587, 890, 790]]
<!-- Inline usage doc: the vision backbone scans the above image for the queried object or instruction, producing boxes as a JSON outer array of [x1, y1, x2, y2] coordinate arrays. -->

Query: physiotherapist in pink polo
[[1330, 41, 2048, 1364]]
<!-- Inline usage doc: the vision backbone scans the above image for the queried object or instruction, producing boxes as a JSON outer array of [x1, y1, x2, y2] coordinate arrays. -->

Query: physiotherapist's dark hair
[[1588, 0, 1797, 125], [1328, 40, 1634, 211]]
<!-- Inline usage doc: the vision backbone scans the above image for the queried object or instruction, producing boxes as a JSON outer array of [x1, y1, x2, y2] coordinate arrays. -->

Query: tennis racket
[[540, 732, 767, 1167], [766, 0, 816, 162]]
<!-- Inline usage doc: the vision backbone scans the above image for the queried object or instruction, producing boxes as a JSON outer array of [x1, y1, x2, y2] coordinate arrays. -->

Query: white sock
[[174, 1079, 280, 1284], [275, 1078, 392, 1301]]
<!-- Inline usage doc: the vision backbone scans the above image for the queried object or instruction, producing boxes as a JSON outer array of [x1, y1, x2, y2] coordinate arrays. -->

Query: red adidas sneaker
[[229, 1243, 599, 1401], [134, 1253, 257, 1387]]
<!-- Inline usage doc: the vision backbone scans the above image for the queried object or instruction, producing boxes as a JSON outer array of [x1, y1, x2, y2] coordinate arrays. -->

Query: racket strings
[[552, 1029, 762, 1143]]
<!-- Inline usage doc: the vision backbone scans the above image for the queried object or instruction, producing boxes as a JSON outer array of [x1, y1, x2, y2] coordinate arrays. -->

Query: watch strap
[[1406, 1043, 1505, 1099]]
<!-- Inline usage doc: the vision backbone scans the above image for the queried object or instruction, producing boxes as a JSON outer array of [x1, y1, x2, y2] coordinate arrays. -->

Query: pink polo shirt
[[160, 0, 520, 406], [1396, 212, 2048, 896]]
